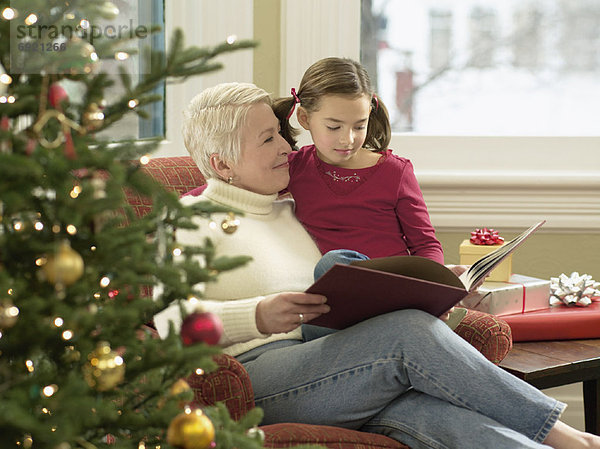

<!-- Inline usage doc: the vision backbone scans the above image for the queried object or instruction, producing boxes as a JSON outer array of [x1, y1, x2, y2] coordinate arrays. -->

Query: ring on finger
[[298, 313, 304, 324]]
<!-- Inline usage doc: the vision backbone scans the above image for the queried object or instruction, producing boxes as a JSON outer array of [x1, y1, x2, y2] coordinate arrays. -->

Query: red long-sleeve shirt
[[287, 145, 444, 264]]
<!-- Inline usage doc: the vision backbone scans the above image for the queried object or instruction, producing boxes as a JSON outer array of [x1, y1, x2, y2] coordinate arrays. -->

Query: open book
[[306, 220, 545, 329]]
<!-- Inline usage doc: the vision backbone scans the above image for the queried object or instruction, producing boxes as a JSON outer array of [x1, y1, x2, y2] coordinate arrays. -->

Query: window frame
[[157, 0, 254, 158]]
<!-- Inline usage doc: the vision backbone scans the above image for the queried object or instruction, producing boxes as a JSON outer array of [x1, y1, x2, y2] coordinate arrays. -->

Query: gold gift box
[[459, 240, 513, 282]]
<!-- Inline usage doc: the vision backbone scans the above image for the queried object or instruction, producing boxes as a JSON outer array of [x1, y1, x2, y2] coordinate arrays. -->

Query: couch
[[128, 156, 514, 449]]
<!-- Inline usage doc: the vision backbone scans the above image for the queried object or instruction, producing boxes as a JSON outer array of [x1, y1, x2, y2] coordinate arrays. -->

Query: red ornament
[[0, 115, 9, 131], [25, 138, 36, 155], [48, 83, 69, 109], [180, 312, 223, 346], [63, 129, 76, 159], [470, 227, 505, 245]]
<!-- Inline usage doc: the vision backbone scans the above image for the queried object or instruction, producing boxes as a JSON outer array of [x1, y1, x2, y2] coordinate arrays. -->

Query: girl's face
[[297, 94, 371, 167], [230, 102, 291, 195]]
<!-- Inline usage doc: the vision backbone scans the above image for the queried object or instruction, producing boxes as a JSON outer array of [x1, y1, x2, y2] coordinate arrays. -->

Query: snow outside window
[[362, 0, 600, 136]]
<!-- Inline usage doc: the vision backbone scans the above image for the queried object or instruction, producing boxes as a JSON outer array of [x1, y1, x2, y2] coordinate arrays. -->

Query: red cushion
[[262, 423, 406, 449], [128, 156, 205, 218], [455, 308, 513, 364]]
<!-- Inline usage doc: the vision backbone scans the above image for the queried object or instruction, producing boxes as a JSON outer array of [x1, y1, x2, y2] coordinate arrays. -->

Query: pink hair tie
[[372, 94, 379, 112], [286, 88, 301, 120]]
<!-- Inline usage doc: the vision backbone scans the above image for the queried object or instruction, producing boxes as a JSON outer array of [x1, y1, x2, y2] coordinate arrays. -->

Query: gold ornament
[[158, 378, 193, 409], [167, 408, 215, 449], [169, 378, 193, 407], [82, 342, 125, 391], [0, 301, 19, 329], [41, 240, 84, 286], [97, 1, 120, 19], [220, 212, 239, 234]]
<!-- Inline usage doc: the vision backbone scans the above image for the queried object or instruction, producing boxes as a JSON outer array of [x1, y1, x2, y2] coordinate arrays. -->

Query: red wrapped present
[[502, 301, 600, 342]]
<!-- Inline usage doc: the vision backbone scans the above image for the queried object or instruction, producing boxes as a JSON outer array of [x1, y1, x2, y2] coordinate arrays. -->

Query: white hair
[[182, 82, 272, 179]]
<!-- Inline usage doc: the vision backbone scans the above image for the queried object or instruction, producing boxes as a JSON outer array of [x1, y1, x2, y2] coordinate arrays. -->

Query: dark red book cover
[[305, 256, 468, 329]]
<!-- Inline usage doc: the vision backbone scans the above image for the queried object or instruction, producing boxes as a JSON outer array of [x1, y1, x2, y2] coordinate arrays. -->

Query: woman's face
[[231, 102, 291, 195]]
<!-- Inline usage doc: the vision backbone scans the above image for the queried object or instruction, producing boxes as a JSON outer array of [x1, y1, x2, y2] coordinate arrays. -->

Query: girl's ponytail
[[365, 95, 391, 151], [272, 96, 301, 149]]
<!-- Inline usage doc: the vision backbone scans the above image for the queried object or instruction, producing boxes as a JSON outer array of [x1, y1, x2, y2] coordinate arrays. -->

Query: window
[[97, 0, 165, 140], [364, 0, 600, 136]]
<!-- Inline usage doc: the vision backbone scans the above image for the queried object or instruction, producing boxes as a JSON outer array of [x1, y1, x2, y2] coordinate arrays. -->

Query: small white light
[[172, 247, 182, 257], [139, 154, 150, 165], [115, 51, 129, 61], [66, 224, 77, 235], [2, 7, 16, 20], [195, 368, 204, 376], [0, 96, 6, 104], [25, 13, 37, 25], [7, 95, 15, 103], [128, 99, 139, 108], [34, 221, 44, 231], [42, 384, 58, 397], [226, 34, 237, 44], [90, 52, 98, 62], [54, 317, 64, 327], [100, 276, 111, 288], [6, 306, 19, 318], [0, 74, 12, 85], [80, 19, 90, 29], [13, 221, 23, 231], [26, 359, 34, 372], [62, 330, 73, 340]]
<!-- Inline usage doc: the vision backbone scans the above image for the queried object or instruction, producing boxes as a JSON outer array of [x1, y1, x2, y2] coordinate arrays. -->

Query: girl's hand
[[256, 292, 330, 334], [446, 264, 487, 291], [439, 307, 454, 322]]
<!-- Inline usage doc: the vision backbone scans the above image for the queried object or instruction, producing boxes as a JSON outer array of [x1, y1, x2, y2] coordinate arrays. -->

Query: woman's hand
[[256, 292, 330, 334]]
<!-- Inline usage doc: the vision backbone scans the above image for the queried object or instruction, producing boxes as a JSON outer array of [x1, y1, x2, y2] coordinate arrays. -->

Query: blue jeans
[[313, 248, 369, 280], [238, 310, 564, 449]]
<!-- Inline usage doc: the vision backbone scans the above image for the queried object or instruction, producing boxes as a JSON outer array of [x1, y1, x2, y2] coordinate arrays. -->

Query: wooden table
[[499, 339, 600, 435]]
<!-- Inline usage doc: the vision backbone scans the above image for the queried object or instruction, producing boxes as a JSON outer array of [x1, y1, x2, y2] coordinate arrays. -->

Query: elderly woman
[[154, 83, 600, 449]]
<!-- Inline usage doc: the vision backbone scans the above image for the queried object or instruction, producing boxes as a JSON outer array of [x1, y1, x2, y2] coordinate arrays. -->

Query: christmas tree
[[0, 1, 267, 448]]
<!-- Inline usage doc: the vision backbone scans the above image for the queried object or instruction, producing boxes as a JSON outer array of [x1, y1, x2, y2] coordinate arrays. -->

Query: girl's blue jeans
[[313, 248, 369, 280], [238, 310, 564, 448]]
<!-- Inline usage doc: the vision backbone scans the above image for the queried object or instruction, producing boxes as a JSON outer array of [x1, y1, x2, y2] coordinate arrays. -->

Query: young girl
[[273, 57, 444, 272]]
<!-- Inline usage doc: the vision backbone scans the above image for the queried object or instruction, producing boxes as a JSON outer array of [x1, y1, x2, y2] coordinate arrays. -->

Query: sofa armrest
[[186, 354, 255, 420], [454, 308, 513, 365]]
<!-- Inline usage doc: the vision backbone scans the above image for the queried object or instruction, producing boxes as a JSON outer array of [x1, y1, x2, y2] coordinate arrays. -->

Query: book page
[[459, 220, 546, 289]]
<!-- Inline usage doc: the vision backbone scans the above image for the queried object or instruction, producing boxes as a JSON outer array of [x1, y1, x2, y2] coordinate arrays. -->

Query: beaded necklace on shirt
[[314, 149, 387, 195]]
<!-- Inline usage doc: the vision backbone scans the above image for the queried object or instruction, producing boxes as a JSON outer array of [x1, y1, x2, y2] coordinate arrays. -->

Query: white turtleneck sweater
[[153, 178, 323, 356]]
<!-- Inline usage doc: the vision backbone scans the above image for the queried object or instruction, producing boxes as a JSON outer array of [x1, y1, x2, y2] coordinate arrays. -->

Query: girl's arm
[[395, 160, 444, 264]]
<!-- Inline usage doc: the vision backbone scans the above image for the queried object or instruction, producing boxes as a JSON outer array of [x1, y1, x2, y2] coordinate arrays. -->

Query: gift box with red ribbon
[[501, 300, 600, 342], [460, 274, 550, 316]]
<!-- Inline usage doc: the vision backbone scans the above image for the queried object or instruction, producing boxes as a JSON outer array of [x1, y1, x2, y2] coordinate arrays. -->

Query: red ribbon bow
[[470, 227, 505, 245]]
